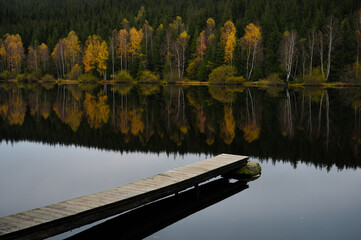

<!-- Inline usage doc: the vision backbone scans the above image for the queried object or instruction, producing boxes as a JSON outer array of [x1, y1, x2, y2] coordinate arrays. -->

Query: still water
[[0, 83, 361, 239]]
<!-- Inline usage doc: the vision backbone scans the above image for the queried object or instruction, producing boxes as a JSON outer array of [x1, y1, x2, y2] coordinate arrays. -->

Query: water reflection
[[0, 82, 360, 169], [66, 178, 249, 240]]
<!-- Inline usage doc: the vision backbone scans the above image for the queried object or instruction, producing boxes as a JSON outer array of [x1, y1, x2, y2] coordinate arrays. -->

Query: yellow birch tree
[[83, 35, 109, 79], [51, 40, 66, 78], [117, 29, 129, 70], [221, 21, 236, 65], [241, 23, 262, 80], [3, 34, 25, 72], [176, 31, 190, 78], [128, 27, 143, 59], [38, 43, 49, 72], [64, 31, 80, 69]]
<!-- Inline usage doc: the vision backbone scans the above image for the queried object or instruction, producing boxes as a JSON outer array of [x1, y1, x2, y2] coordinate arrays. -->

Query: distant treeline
[[0, 0, 361, 82]]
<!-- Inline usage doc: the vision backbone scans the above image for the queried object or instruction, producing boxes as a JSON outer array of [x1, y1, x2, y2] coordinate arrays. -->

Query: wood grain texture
[[0, 154, 248, 240]]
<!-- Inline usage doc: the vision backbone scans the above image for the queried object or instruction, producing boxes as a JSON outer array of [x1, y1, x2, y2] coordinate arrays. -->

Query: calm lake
[[1, 83, 361, 239]]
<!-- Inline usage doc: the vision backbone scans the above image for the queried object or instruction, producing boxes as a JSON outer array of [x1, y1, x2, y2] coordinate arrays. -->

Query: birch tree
[[52, 40, 67, 78], [128, 27, 143, 60], [317, 31, 325, 77], [83, 35, 109, 79], [324, 16, 338, 81], [27, 45, 39, 72], [355, 10, 361, 80], [38, 43, 49, 72], [3, 34, 24, 73], [110, 30, 117, 78], [64, 31, 80, 69], [307, 27, 316, 75], [175, 31, 189, 78], [117, 29, 129, 70], [221, 21, 237, 65], [281, 30, 297, 83], [241, 23, 262, 80], [300, 38, 306, 78]]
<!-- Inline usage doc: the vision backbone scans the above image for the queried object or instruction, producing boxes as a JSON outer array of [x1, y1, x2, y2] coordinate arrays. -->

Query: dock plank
[[0, 154, 248, 240]]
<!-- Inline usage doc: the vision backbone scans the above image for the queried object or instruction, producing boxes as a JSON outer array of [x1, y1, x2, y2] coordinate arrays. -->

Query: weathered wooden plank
[[41, 207, 74, 217], [18, 211, 56, 222], [45, 204, 80, 214], [0, 154, 248, 240]]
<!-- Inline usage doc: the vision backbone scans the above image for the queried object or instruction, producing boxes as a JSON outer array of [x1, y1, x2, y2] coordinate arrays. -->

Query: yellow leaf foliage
[[68, 64, 82, 80], [221, 21, 237, 64], [118, 108, 130, 134], [64, 31, 80, 66], [117, 29, 129, 57], [53, 100, 82, 132], [0, 102, 8, 120], [187, 91, 207, 133], [117, 107, 144, 136], [7, 93, 25, 125], [242, 123, 260, 143], [3, 34, 24, 72], [41, 101, 50, 119], [83, 35, 109, 76], [0, 40, 6, 59], [128, 27, 143, 57], [38, 43, 49, 66], [206, 18, 215, 30], [129, 108, 144, 136], [157, 24, 164, 32], [206, 136, 215, 145], [64, 104, 82, 132], [220, 105, 235, 144], [224, 32, 236, 64], [179, 31, 189, 41], [83, 91, 110, 128], [241, 23, 262, 48]]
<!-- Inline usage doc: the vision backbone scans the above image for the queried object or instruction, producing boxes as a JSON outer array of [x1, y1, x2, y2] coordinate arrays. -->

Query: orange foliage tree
[[3, 34, 25, 72], [187, 18, 216, 79], [83, 35, 109, 79], [221, 21, 237, 65], [128, 27, 143, 60]]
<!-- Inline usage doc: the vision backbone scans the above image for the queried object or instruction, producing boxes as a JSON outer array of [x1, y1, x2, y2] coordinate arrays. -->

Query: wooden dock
[[0, 154, 248, 240], [67, 178, 249, 240]]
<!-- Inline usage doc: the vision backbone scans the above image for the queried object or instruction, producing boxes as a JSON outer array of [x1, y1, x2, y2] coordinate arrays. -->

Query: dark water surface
[[0, 83, 361, 239]]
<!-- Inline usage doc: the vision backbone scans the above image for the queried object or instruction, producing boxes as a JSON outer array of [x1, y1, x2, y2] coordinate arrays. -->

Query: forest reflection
[[0, 82, 360, 170]]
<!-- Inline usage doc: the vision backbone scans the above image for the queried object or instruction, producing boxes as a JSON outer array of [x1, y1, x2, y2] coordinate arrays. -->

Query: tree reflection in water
[[0, 82, 360, 169]]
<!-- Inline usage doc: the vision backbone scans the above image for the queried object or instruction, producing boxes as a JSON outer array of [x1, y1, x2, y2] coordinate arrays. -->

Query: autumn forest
[[1, 0, 361, 83]]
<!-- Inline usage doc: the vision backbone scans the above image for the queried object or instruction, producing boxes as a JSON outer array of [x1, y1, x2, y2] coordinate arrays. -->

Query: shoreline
[[1, 78, 361, 88]]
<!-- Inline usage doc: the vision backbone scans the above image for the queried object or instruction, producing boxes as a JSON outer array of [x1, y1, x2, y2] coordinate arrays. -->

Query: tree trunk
[[308, 28, 315, 75], [319, 33, 325, 78]]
